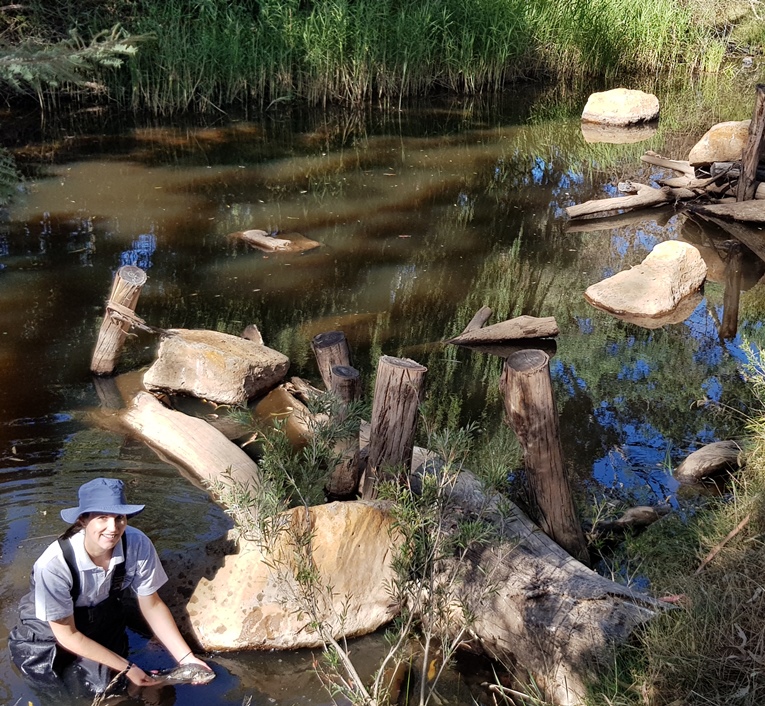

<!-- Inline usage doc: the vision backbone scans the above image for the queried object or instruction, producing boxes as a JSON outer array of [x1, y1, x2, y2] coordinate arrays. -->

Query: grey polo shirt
[[33, 525, 168, 622]]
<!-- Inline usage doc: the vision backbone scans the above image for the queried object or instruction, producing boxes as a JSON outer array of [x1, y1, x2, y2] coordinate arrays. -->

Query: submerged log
[[437, 470, 665, 706], [500, 350, 589, 564], [446, 315, 559, 346], [121, 391, 262, 491], [312, 330, 352, 391], [233, 229, 322, 253], [91, 265, 147, 376], [362, 356, 427, 499]]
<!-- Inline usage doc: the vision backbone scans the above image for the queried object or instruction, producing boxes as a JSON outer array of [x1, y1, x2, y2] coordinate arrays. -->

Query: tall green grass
[[14, 0, 736, 112]]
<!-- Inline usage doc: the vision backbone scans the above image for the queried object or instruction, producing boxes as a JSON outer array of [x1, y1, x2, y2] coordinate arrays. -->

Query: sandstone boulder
[[161, 500, 400, 650], [584, 241, 706, 319], [688, 120, 750, 166], [144, 329, 289, 405], [581, 88, 660, 126], [675, 440, 744, 484]]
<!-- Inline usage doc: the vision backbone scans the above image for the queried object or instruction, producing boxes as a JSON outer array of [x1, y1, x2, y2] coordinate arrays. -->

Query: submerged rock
[[581, 88, 660, 126], [584, 241, 707, 320], [144, 329, 290, 406]]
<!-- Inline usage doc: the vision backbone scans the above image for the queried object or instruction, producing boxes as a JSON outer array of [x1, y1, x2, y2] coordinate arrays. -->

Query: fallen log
[[688, 199, 765, 224], [446, 315, 558, 346], [461, 306, 493, 333], [233, 229, 322, 253], [640, 151, 696, 179], [675, 440, 744, 484], [566, 184, 695, 220], [120, 391, 262, 491], [434, 469, 666, 706]]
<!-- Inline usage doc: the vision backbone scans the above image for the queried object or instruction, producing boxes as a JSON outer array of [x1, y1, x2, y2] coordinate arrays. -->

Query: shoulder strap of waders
[[57, 532, 128, 604], [110, 533, 127, 597], [58, 537, 80, 603]]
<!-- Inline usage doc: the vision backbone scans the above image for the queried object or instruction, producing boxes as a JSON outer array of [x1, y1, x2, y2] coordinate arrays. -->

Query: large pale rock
[[688, 120, 750, 166], [144, 329, 289, 405], [161, 501, 400, 650], [581, 88, 659, 126], [675, 440, 744, 484], [584, 241, 706, 319]]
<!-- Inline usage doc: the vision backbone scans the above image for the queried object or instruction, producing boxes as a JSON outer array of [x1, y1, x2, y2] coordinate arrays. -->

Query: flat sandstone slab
[[581, 88, 660, 126], [144, 329, 290, 405], [585, 241, 706, 318]]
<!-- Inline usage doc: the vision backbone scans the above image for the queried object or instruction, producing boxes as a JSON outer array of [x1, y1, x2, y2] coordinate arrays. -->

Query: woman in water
[[9, 477, 211, 694]]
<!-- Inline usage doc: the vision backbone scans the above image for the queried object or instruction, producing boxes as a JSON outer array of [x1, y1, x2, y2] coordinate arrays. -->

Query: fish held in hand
[[148, 664, 216, 686]]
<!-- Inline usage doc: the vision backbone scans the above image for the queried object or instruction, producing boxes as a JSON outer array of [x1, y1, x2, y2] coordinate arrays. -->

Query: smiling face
[[81, 512, 128, 560]]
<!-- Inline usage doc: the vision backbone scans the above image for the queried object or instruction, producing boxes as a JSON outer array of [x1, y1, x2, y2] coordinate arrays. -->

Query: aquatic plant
[[3, 0, 741, 112]]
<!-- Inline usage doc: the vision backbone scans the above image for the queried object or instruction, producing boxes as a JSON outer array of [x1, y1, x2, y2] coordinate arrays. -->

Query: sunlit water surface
[[1, 80, 763, 705]]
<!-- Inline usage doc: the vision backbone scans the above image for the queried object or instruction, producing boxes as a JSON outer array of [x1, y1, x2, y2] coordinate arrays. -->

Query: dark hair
[[59, 515, 89, 540]]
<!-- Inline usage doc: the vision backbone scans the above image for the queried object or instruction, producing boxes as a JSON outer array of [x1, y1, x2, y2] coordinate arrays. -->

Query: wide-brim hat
[[61, 477, 145, 524]]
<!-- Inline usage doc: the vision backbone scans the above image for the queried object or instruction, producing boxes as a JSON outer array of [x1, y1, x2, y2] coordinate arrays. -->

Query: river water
[[1, 75, 763, 705]]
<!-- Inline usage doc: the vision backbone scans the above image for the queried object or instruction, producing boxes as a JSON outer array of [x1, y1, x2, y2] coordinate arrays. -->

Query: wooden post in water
[[737, 84, 765, 202], [720, 242, 744, 341], [312, 331, 352, 391], [500, 350, 589, 564], [90, 266, 147, 376], [330, 365, 361, 411], [361, 355, 427, 499]]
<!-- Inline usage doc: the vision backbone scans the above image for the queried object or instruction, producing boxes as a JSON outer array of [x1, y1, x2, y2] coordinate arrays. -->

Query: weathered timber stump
[[500, 350, 589, 564], [330, 365, 361, 410], [312, 331, 352, 391], [737, 84, 765, 202], [362, 355, 427, 499], [90, 265, 147, 375]]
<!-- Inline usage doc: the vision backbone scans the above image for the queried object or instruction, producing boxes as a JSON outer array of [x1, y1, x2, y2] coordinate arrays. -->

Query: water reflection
[[0, 87, 762, 704]]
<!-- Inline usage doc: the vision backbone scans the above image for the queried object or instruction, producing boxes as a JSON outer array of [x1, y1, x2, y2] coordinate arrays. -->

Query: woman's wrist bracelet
[[125, 661, 135, 672], [178, 651, 193, 664]]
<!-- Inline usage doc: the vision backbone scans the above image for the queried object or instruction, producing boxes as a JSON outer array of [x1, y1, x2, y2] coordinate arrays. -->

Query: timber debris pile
[[567, 85, 765, 225]]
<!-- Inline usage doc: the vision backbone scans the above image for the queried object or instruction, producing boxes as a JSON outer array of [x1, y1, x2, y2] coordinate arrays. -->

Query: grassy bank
[[7, 0, 751, 112], [585, 349, 765, 706]]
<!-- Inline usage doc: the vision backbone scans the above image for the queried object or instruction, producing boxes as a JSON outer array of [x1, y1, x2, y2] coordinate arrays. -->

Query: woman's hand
[[126, 663, 158, 686], [180, 653, 214, 673]]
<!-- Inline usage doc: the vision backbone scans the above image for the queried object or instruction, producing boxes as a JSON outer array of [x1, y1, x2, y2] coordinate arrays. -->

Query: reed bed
[[14, 0, 738, 112]]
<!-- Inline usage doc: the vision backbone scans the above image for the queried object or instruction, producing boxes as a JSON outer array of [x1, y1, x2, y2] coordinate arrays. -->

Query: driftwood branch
[[640, 150, 696, 179], [566, 183, 695, 220]]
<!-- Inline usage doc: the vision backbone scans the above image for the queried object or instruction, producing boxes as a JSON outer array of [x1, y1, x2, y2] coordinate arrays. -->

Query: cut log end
[[379, 355, 428, 372], [118, 265, 148, 286], [312, 330, 347, 350], [505, 349, 549, 374]]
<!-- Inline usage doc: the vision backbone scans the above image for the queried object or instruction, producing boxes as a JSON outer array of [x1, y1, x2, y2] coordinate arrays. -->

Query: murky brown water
[[1, 79, 763, 705]]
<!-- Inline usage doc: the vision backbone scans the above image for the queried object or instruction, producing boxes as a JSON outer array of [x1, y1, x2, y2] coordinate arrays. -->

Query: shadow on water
[[1, 76, 765, 704]]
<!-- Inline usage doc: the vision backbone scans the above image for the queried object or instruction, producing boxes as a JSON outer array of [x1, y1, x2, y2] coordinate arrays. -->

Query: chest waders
[[8, 533, 129, 693]]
